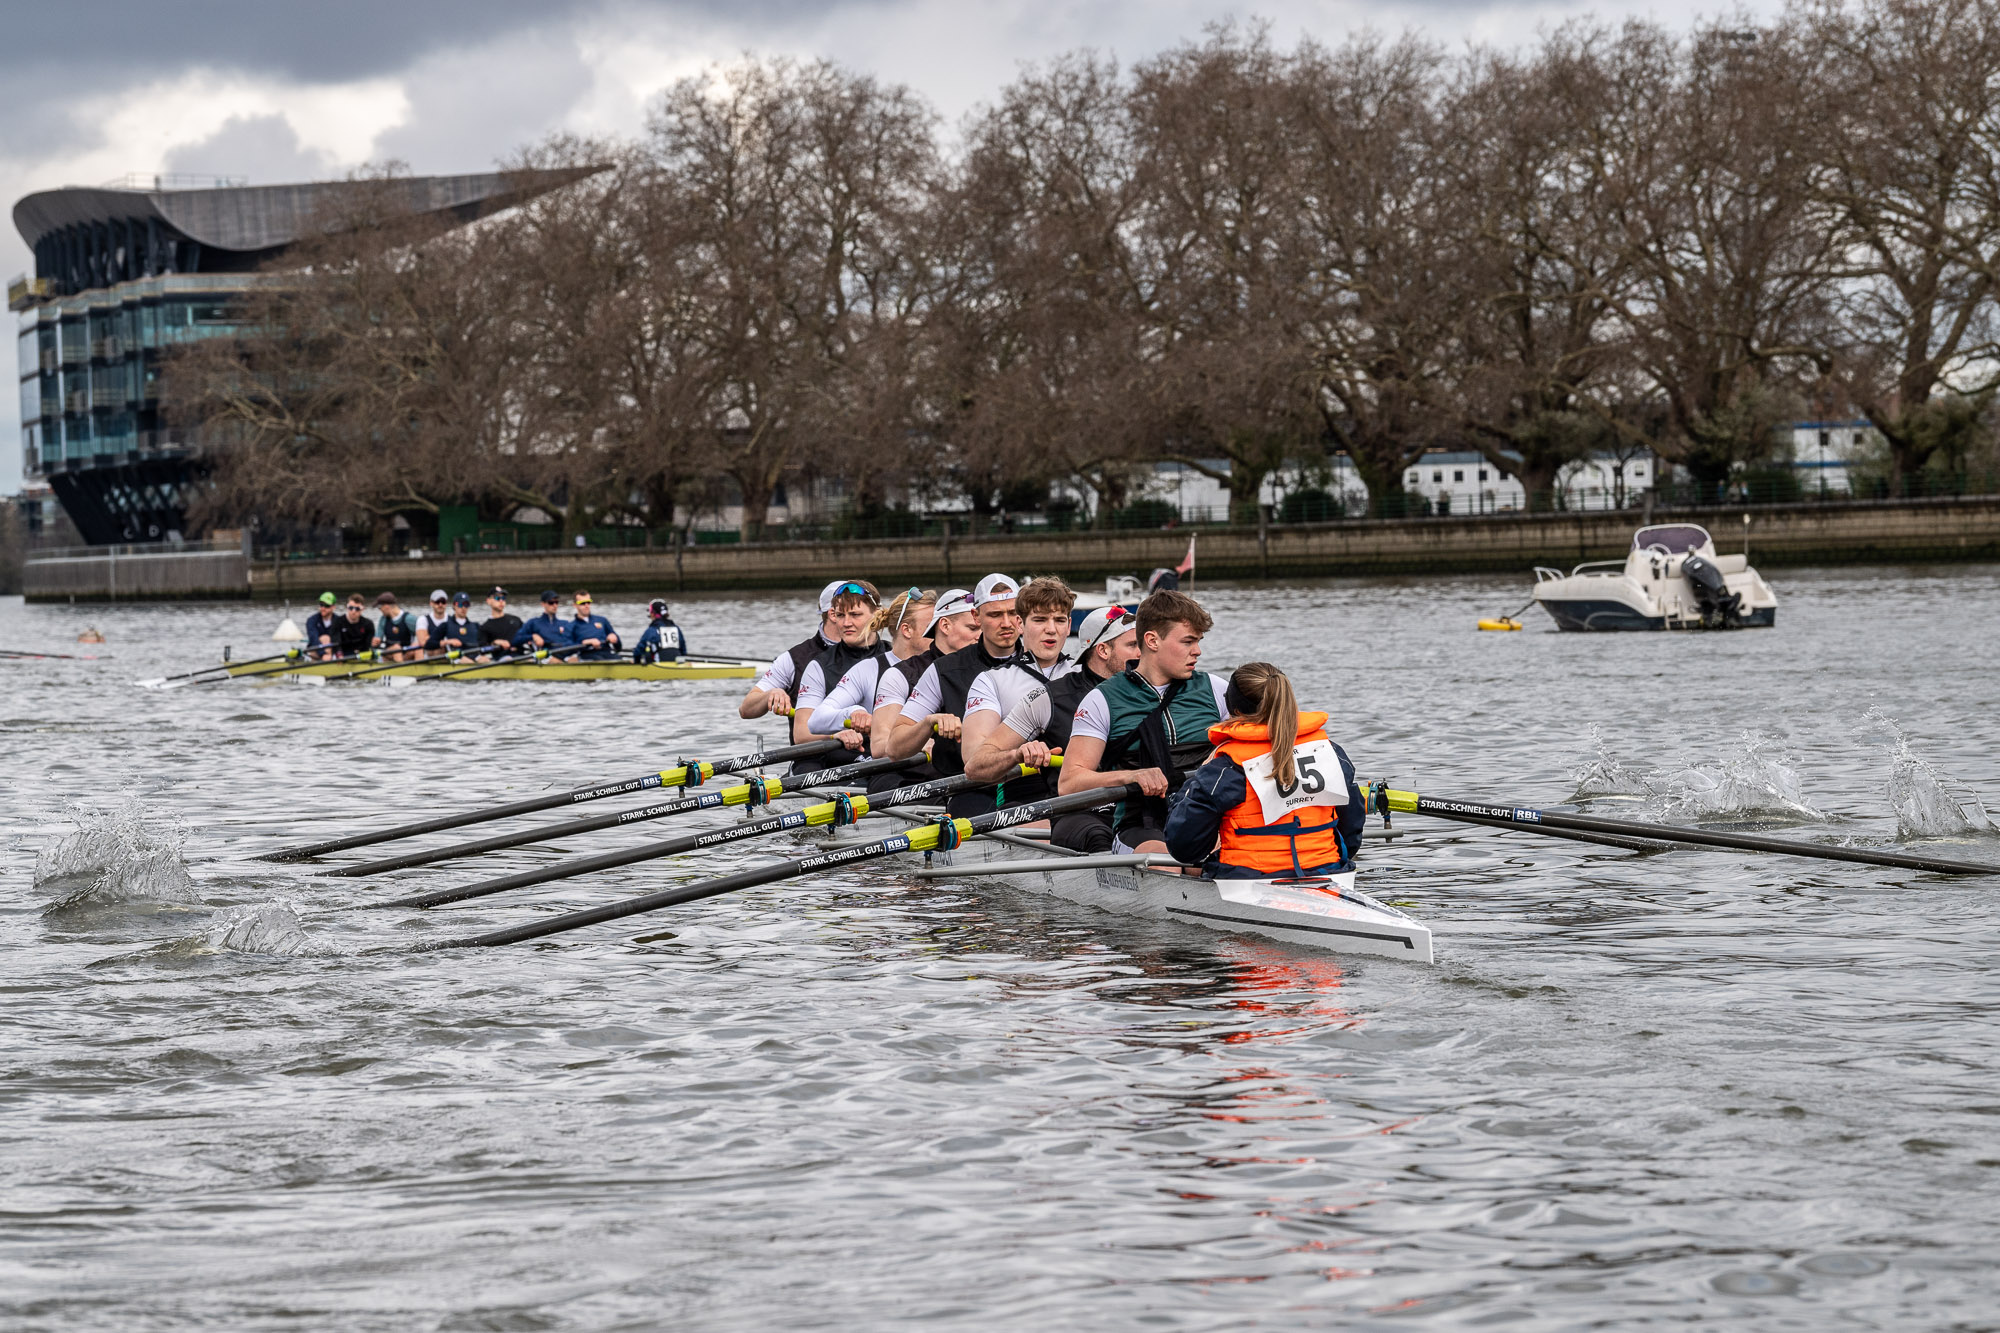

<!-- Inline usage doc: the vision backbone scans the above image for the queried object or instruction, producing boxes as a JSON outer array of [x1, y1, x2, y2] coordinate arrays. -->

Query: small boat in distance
[[1532, 523, 1778, 631]]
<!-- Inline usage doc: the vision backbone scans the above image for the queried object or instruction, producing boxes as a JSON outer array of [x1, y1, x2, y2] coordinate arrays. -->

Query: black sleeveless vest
[[808, 637, 877, 700], [928, 640, 1025, 775], [996, 663, 1101, 806], [782, 632, 833, 693]]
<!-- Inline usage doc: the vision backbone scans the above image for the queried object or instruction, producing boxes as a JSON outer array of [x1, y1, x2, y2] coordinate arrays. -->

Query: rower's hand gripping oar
[[324, 751, 920, 876], [385, 760, 1063, 909], [415, 783, 1142, 949], [260, 737, 849, 861], [1376, 786, 2000, 876]]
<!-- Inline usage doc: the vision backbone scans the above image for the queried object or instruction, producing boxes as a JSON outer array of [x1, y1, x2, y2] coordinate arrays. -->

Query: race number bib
[[1240, 738, 1344, 825]]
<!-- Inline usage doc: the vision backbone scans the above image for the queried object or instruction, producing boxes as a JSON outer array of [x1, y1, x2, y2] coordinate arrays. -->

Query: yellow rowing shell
[[224, 656, 760, 682]]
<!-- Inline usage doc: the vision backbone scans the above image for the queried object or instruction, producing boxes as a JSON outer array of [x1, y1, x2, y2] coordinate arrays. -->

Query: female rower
[[807, 588, 937, 741], [1162, 661, 1367, 879]]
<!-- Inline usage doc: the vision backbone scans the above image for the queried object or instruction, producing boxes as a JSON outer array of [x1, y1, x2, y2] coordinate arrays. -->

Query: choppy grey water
[[3, 568, 1998, 1331]]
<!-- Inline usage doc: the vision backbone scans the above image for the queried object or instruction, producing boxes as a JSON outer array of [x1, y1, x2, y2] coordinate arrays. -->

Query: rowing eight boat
[[221, 655, 762, 682]]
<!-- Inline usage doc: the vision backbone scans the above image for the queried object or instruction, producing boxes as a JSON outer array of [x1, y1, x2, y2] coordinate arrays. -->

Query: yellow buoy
[[1477, 618, 1522, 632]]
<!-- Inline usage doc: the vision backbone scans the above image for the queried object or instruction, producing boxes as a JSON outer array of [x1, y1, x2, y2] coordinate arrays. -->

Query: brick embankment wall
[[23, 496, 2000, 602]]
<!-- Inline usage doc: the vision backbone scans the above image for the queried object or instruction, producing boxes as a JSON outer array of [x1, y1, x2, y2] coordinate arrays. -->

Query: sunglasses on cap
[[891, 586, 922, 633]]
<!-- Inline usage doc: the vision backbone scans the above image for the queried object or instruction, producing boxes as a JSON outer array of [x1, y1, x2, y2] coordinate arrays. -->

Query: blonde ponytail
[[870, 587, 935, 636], [1229, 661, 1300, 788]]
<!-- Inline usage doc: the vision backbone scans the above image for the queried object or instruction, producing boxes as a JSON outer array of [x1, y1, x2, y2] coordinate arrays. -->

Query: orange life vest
[[1208, 712, 1348, 877]]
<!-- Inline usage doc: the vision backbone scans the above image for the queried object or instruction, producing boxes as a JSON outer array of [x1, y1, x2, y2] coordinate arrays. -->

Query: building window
[[1431, 470, 1442, 483], [1477, 469, 1488, 482], [1453, 470, 1464, 483], [1405, 472, 1418, 486]]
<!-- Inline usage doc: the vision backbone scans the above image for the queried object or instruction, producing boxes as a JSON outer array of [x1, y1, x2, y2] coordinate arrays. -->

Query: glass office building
[[11, 169, 596, 544]]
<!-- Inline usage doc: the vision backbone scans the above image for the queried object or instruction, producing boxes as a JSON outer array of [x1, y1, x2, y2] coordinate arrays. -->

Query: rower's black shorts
[[945, 789, 997, 820], [1051, 809, 1114, 854], [1114, 822, 1169, 851]]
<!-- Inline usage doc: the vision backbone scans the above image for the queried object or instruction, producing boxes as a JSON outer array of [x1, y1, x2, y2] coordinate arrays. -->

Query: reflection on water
[[2, 571, 1999, 1329]]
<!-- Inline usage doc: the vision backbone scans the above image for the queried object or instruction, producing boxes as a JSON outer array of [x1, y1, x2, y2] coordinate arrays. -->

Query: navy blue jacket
[[520, 612, 573, 649], [1163, 740, 1366, 877], [302, 610, 343, 657], [430, 615, 478, 651], [568, 613, 620, 655], [634, 618, 688, 662]]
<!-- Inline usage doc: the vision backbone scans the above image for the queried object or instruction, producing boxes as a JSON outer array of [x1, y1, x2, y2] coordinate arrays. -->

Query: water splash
[[1862, 710, 1996, 841], [36, 802, 198, 912], [1568, 732, 1823, 823], [1567, 727, 1650, 799], [1655, 735, 1824, 823], [160, 900, 344, 958]]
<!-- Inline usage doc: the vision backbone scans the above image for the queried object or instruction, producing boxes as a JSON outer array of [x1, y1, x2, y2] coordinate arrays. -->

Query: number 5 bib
[[1240, 737, 1344, 825]]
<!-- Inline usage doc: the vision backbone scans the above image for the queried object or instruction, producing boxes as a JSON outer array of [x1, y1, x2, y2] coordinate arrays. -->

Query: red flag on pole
[[1175, 533, 1197, 576]]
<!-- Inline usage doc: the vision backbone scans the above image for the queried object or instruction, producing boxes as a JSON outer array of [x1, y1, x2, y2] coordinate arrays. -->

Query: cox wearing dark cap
[[523, 590, 573, 652]]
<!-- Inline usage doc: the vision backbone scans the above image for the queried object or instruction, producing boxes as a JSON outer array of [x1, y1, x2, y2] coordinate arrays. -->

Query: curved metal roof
[[13, 167, 603, 253]]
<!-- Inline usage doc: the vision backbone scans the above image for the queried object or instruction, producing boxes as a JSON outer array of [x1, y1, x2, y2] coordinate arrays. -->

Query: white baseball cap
[[818, 579, 875, 614], [973, 573, 1020, 607], [1075, 604, 1137, 655], [925, 588, 974, 632], [428, 588, 448, 603]]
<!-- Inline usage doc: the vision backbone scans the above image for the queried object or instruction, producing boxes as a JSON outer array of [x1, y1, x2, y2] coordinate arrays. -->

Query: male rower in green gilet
[[1056, 589, 1229, 855]]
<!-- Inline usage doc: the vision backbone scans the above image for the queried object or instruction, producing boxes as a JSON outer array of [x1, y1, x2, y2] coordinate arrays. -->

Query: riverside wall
[[22, 496, 2000, 602]]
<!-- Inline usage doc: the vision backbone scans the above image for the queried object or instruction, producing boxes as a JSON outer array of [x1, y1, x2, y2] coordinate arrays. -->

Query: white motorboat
[[1068, 574, 1145, 634], [1532, 523, 1778, 631], [865, 816, 1432, 963]]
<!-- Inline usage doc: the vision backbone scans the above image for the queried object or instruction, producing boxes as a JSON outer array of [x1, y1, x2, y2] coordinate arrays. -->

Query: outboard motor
[[1680, 552, 1743, 629]]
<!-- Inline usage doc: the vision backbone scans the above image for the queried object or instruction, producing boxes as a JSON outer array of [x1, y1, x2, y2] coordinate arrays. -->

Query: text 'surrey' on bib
[[1240, 738, 1345, 825]]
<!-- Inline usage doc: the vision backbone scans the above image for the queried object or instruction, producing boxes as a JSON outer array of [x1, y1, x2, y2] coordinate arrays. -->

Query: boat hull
[[915, 831, 1433, 962], [1536, 597, 1777, 632], [223, 656, 759, 681]]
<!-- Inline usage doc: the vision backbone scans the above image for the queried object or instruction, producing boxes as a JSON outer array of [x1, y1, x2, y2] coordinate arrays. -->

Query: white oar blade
[[386, 675, 417, 688]]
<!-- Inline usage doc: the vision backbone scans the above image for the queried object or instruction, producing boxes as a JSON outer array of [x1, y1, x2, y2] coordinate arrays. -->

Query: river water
[[2, 567, 1997, 1330]]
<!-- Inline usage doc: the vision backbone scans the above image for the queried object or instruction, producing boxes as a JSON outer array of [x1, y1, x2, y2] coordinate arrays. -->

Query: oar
[[416, 784, 1140, 948], [388, 757, 1068, 907], [378, 764, 1014, 909], [1379, 787, 2000, 876], [138, 650, 300, 689], [324, 751, 915, 876], [324, 648, 464, 682], [261, 738, 847, 861], [195, 650, 371, 684], [398, 643, 589, 684]]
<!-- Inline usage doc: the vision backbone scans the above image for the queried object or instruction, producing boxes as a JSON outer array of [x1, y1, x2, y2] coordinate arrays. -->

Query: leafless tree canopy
[[166, 0, 2000, 542]]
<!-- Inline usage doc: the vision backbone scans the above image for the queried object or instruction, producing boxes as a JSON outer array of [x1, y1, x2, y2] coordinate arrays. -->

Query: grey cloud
[[162, 115, 342, 184]]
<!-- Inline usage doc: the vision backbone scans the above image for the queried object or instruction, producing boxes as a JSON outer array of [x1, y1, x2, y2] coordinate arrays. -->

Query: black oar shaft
[[263, 738, 844, 861], [428, 785, 1135, 949], [394, 769, 978, 907], [1401, 793, 1999, 876], [330, 752, 912, 877]]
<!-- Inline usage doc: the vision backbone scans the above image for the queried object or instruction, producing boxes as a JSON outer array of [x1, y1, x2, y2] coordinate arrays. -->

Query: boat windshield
[[1631, 524, 1711, 554]]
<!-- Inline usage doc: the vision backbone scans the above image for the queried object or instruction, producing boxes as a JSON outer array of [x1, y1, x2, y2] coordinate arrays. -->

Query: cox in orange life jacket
[[1162, 662, 1366, 879]]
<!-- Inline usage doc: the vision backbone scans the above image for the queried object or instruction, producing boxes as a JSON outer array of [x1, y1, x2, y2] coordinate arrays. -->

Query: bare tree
[[1286, 34, 1468, 515], [1806, 0, 2000, 488], [648, 59, 937, 539]]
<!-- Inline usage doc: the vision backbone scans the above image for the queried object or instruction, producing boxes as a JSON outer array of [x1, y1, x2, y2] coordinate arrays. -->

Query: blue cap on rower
[[453, 591, 471, 607], [539, 589, 560, 605], [1075, 604, 1136, 654], [972, 573, 1020, 607], [925, 587, 974, 632]]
